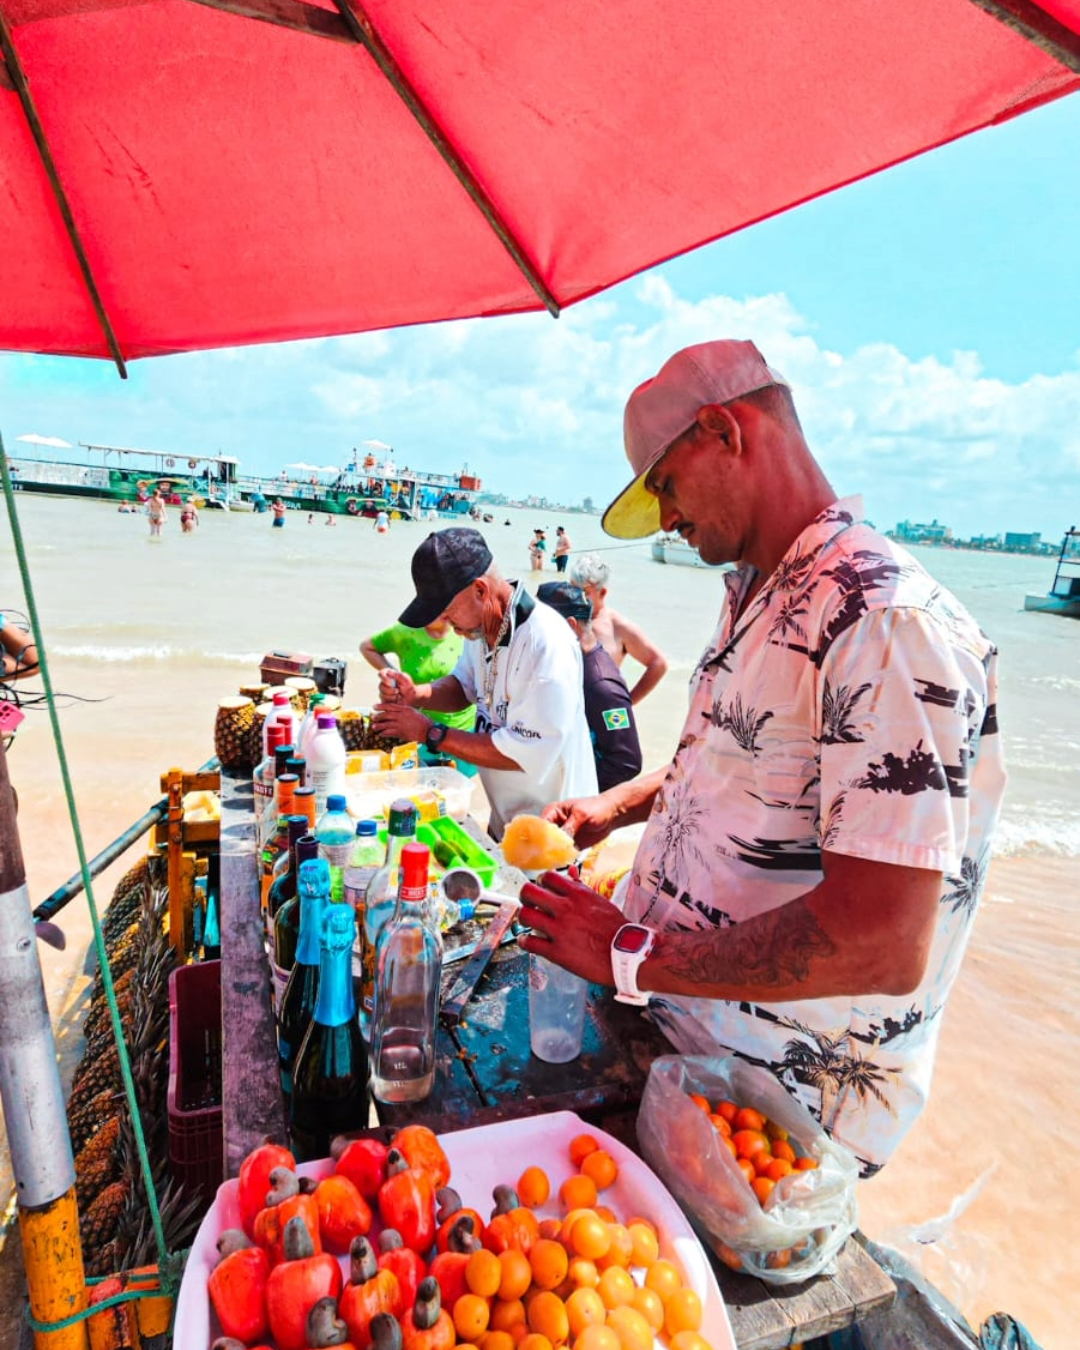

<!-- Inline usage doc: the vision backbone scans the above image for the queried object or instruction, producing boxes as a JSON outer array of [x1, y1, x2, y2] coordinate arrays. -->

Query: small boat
[[651, 533, 729, 569], [1024, 527, 1080, 617], [7, 442, 245, 510]]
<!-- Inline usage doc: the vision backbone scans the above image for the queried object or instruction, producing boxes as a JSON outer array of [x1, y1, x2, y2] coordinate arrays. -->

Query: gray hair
[[569, 553, 609, 588]]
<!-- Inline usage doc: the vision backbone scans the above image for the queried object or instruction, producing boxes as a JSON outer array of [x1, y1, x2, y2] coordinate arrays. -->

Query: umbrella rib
[[965, 0, 1080, 72], [330, 0, 560, 317], [0, 10, 128, 377]]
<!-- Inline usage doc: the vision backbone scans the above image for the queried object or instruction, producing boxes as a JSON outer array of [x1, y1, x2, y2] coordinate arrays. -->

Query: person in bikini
[[0, 615, 39, 682]]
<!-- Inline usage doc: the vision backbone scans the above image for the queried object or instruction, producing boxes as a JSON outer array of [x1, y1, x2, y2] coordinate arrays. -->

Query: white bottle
[[262, 690, 296, 759], [306, 713, 347, 816], [294, 692, 327, 760]]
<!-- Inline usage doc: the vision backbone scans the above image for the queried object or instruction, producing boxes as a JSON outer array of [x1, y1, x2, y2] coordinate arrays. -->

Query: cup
[[529, 953, 587, 1063]]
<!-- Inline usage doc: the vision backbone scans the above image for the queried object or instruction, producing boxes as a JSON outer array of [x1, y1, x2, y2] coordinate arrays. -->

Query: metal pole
[[0, 740, 88, 1349]]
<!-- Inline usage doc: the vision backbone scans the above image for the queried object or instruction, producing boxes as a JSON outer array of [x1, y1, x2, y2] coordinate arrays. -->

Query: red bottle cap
[[399, 843, 430, 902]]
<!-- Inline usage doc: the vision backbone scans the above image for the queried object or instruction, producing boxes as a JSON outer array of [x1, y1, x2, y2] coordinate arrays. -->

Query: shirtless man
[[569, 553, 668, 705], [147, 489, 167, 538]]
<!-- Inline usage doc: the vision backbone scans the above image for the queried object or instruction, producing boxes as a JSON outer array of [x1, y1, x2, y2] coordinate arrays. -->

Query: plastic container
[[315, 793, 355, 900], [306, 714, 347, 815], [346, 765, 475, 823], [262, 689, 296, 759], [167, 961, 223, 1208], [377, 816, 497, 887]]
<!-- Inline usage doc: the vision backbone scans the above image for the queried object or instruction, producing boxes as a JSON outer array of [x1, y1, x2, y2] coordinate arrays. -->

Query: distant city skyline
[[3, 94, 1079, 541]]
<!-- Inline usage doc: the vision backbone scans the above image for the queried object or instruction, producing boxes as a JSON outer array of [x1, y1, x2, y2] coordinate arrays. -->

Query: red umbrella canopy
[[0, 0, 1078, 371]]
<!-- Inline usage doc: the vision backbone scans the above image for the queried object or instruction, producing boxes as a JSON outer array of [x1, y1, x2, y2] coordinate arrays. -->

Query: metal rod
[[32, 800, 167, 922], [966, 0, 1080, 73], [0, 740, 89, 1349], [0, 8, 128, 377]]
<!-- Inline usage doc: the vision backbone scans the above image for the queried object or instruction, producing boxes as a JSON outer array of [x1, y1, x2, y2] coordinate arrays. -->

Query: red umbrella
[[0, 0, 1078, 374]]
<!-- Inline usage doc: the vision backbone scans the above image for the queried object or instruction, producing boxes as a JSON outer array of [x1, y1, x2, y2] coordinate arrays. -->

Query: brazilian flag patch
[[602, 708, 630, 731]]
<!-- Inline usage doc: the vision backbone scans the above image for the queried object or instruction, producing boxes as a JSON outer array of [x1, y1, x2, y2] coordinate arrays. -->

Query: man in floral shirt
[[520, 340, 1005, 1174]]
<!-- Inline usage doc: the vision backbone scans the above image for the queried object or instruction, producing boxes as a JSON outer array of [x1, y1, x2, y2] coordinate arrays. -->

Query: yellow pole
[[18, 1189, 88, 1350]]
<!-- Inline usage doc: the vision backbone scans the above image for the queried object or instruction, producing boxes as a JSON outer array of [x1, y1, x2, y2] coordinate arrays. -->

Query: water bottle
[[316, 794, 355, 901], [306, 714, 347, 816], [343, 820, 385, 987], [262, 690, 296, 759], [359, 800, 418, 1041], [290, 902, 370, 1162], [371, 843, 442, 1104], [277, 856, 330, 1109]]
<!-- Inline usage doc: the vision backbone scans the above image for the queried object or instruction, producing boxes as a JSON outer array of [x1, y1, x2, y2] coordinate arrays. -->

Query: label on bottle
[[270, 959, 290, 1016]]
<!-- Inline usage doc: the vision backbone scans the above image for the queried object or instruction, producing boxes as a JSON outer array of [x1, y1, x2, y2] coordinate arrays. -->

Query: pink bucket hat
[[602, 339, 788, 539]]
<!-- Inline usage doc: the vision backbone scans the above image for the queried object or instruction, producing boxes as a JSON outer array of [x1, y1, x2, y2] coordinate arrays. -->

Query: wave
[[992, 812, 1080, 858], [51, 643, 263, 666]]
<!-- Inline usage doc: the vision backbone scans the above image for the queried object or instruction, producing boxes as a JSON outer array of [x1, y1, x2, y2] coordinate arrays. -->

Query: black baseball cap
[[399, 527, 494, 628], [537, 581, 592, 622]]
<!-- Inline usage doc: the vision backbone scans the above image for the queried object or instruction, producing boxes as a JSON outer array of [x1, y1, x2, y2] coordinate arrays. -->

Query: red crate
[[168, 960, 223, 1207]]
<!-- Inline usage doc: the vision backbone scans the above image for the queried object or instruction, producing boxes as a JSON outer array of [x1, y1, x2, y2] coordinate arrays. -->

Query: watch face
[[614, 925, 652, 955]]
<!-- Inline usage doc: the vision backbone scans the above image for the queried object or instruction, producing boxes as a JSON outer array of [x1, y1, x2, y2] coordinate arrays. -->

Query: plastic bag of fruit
[[637, 1054, 858, 1285]]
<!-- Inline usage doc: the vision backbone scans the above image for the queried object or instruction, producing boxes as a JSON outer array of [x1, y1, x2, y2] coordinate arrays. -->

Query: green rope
[[23, 1259, 189, 1334], [1, 440, 174, 1275]]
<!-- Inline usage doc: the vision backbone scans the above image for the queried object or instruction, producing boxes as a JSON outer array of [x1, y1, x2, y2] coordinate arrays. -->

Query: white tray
[[173, 1111, 735, 1350]]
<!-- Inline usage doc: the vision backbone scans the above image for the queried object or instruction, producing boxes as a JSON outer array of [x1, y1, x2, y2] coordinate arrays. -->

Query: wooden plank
[[159, 768, 221, 794], [219, 769, 287, 1176]]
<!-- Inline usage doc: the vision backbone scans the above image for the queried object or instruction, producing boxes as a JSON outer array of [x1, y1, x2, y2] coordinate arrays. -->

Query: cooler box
[[260, 650, 314, 684], [167, 960, 223, 1209]]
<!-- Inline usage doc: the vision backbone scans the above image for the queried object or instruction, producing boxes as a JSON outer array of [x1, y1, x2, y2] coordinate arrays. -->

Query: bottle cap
[[274, 745, 295, 773], [387, 800, 419, 836], [272, 691, 291, 705], [326, 794, 348, 813], [287, 815, 309, 844], [399, 843, 430, 900], [296, 835, 319, 864], [322, 902, 354, 947], [356, 819, 379, 837], [266, 723, 288, 751], [316, 713, 338, 729]]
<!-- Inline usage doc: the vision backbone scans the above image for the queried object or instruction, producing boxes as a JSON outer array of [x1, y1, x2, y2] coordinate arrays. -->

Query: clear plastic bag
[[637, 1054, 859, 1285]]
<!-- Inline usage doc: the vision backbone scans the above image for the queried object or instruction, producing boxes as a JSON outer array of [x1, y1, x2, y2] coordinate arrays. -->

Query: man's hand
[[518, 871, 625, 985], [378, 668, 418, 705], [541, 794, 621, 849], [372, 702, 431, 744]]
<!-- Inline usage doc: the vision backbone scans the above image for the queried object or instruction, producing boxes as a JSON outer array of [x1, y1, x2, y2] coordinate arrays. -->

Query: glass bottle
[[371, 843, 442, 1105], [253, 722, 289, 825], [259, 795, 302, 916], [285, 755, 307, 787], [343, 820, 386, 990], [265, 816, 309, 946], [290, 902, 369, 1162], [316, 794, 355, 901], [359, 800, 418, 1041], [202, 853, 221, 961], [277, 855, 330, 1109], [271, 834, 319, 1011]]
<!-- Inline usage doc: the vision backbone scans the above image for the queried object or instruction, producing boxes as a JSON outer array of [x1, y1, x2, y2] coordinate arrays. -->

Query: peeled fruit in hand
[[502, 815, 577, 871]]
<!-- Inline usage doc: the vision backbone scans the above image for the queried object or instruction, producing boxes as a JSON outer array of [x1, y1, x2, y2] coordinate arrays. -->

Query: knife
[[440, 899, 519, 1025]]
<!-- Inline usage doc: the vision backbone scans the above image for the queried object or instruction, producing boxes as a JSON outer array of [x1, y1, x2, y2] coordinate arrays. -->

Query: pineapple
[[74, 1116, 122, 1209], [68, 1088, 122, 1155], [337, 708, 368, 752], [214, 695, 257, 771], [81, 1179, 131, 1276]]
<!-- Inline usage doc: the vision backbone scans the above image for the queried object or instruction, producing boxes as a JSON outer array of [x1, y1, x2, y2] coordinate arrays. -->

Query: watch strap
[[611, 924, 656, 1006]]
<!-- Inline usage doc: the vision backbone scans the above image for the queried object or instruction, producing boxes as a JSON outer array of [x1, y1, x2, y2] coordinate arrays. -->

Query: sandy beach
[[1, 496, 1077, 1348]]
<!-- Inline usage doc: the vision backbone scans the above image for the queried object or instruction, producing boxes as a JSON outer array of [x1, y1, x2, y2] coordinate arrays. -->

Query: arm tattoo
[[665, 903, 837, 992]]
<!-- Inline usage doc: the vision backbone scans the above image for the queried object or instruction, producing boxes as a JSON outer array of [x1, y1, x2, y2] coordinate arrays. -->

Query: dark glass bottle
[[290, 901, 369, 1162], [277, 855, 330, 1108], [274, 834, 319, 976], [202, 852, 221, 961]]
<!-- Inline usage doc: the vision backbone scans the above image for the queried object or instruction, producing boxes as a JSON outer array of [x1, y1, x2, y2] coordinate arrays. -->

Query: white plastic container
[[261, 689, 296, 759], [345, 765, 475, 822], [306, 713, 347, 815]]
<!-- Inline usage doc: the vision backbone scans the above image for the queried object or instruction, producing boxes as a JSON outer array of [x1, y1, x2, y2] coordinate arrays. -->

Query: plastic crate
[[167, 960, 223, 1207]]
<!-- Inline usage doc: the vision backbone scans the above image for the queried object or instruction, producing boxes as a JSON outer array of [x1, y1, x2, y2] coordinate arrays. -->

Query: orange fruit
[[708, 1113, 732, 1138], [715, 1100, 739, 1124], [538, 1217, 563, 1241], [765, 1158, 793, 1182], [482, 1334, 517, 1350], [687, 1093, 712, 1114], [751, 1176, 775, 1206], [596, 1266, 635, 1310], [670, 1333, 713, 1350], [490, 1302, 528, 1333], [627, 1221, 659, 1267], [764, 1120, 789, 1142], [573, 1327, 621, 1350], [559, 1174, 599, 1212], [527, 1291, 570, 1345], [569, 1134, 601, 1167], [752, 1151, 776, 1177], [454, 1294, 492, 1343], [606, 1305, 653, 1350], [580, 1150, 618, 1192], [794, 1156, 818, 1171], [520, 1338, 553, 1350], [567, 1258, 600, 1290], [733, 1106, 767, 1133], [732, 1129, 771, 1160], [736, 1158, 756, 1186], [569, 1214, 611, 1262], [643, 1259, 682, 1303], [594, 1205, 617, 1225], [765, 1248, 793, 1270], [596, 1224, 632, 1271], [771, 1139, 796, 1164], [497, 1251, 534, 1302], [663, 1288, 703, 1336], [468, 1249, 504, 1298], [720, 1134, 738, 1159], [565, 1287, 606, 1337], [530, 1238, 569, 1291], [629, 1286, 665, 1333], [518, 1166, 551, 1209]]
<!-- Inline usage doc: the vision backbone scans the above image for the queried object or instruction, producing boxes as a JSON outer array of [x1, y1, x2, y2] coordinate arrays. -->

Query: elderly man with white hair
[[569, 553, 668, 705]]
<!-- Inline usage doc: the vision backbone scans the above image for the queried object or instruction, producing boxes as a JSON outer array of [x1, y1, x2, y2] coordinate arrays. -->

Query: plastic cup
[[528, 953, 587, 1063]]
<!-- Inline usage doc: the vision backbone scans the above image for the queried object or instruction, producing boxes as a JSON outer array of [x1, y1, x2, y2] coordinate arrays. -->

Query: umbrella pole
[[0, 740, 88, 1350]]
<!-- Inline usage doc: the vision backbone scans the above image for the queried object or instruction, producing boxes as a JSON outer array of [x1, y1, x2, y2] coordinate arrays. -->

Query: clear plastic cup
[[528, 953, 587, 1063]]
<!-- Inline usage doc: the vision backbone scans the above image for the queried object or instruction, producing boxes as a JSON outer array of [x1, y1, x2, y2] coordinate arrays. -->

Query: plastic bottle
[[262, 690, 296, 759], [202, 854, 222, 961], [294, 692, 328, 759], [258, 744, 296, 848], [253, 722, 289, 825], [359, 800, 418, 1041], [259, 791, 301, 912], [316, 794, 355, 901], [270, 835, 319, 1012], [293, 784, 317, 833], [343, 820, 386, 988], [306, 714, 347, 816], [277, 855, 330, 1109], [290, 902, 369, 1162], [371, 842, 442, 1104]]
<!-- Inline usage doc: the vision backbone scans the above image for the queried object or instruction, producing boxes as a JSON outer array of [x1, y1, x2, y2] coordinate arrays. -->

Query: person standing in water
[[271, 498, 287, 528], [180, 498, 199, 533], [554, 526, 572, 574], [147, 489, 167, 538]]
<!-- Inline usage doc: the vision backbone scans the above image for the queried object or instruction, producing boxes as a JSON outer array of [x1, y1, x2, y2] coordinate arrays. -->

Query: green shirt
[[369, 622, 476, 731]]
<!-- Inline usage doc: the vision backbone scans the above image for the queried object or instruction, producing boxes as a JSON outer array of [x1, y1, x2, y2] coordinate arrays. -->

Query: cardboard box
[[260, 650, 313, 684]]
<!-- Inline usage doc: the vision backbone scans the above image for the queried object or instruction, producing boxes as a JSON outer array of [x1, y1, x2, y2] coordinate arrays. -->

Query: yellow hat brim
[[601, 471, 662, 540]]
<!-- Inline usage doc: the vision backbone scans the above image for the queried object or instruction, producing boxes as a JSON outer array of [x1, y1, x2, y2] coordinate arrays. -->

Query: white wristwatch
[[611, 923, 658, 1005]]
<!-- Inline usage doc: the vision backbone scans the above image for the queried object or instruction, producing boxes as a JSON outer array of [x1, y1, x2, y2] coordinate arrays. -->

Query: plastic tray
[[167, 961, 223, 1209], [175, 1112, 734, 1350], [377, 817, 499, 887], [345, 765, 475, 822]]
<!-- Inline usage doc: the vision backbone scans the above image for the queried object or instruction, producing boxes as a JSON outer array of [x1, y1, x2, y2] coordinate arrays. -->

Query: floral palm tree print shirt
[[623, 498, 1006, 1175]]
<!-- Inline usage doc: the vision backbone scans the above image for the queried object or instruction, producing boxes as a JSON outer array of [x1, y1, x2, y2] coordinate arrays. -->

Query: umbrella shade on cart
[[1, 0, 1078, 374]]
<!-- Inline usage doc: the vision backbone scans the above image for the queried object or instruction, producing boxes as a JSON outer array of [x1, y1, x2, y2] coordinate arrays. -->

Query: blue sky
[[2, 91, 1079, 540]]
